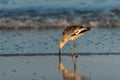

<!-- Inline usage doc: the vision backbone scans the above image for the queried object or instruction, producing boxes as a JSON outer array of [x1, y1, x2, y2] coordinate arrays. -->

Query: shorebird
[[58, 25, 91, 57]]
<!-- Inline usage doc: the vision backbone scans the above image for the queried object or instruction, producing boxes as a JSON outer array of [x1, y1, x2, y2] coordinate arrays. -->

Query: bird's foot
[[73, 53, 78, 58], [70, 53, 78, 58]]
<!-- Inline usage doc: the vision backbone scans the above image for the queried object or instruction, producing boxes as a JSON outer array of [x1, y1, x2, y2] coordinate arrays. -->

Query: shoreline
[[0, 53, 120, 57]]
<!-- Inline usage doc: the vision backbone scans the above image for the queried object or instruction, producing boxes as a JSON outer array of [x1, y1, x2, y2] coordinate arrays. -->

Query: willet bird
[[58, 25, 91, 57]]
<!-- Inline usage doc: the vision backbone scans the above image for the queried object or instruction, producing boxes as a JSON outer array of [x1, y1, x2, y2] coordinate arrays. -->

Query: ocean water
[[0, 0, 120, 28], [1, 56, 120, 80], [0, 0, 120, 54], [0, 0, 120, 9]]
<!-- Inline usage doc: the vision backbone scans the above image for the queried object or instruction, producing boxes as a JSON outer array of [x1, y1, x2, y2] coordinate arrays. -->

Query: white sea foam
[[0, 17, 120, 29], [0, 0, 120, 28]]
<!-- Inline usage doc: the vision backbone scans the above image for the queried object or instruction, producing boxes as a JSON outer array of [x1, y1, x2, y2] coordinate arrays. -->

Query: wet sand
[[0, 55, 120, 80], [0, 28, 120, 80], [0, 28, 120, 54]]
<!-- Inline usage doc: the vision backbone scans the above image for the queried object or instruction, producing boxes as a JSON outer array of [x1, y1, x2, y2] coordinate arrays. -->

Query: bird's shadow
[[58, 54, 85, 80]]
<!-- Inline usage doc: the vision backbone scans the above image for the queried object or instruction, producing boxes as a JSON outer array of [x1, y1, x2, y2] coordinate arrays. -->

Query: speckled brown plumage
[[62, 25, 90, 41], [58, 25, 91, 58]]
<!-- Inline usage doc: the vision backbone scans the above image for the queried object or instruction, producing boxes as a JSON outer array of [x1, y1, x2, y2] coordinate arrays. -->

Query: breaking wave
[[0, 8, 120, 29], [0, 17, 120, 29]]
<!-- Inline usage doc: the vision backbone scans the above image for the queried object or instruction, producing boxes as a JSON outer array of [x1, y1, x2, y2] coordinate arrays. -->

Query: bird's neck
[[61, 38, 68, 46], [62, 38, 68, 42], [59, 38, 68, 49]]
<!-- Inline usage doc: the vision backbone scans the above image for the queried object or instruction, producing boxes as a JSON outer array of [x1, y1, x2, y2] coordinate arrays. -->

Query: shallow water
[[0, 0, 120, 80], [0, 28, 120, 54], [0, 55, 120, 80], [0, 28, 120, 80]]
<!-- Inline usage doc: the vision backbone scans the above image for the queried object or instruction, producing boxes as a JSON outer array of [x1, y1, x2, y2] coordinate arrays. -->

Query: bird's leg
[[74, 40, 77, 55], [71, 40, 78, 71], [71, 54, 78, 72], [72, 40, 78, 58], [74, 56, 78, 72], [71, 40, 76, 56], [72, 55, 76, 72], [74, 40, 76, 49], [74, 40, 79, 58]]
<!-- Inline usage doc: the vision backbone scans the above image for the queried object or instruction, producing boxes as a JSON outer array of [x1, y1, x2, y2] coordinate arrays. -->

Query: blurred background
[[0, 0, 120, 54], [0, 0, 120, 80], [0, 0, 120, 28]]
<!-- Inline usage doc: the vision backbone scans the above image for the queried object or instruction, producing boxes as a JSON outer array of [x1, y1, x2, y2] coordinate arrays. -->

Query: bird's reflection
[[58, 54, 85, 80]]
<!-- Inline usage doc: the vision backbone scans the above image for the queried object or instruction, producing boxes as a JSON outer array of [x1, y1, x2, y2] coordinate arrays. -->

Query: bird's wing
[[70, 29, 81, 36]]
